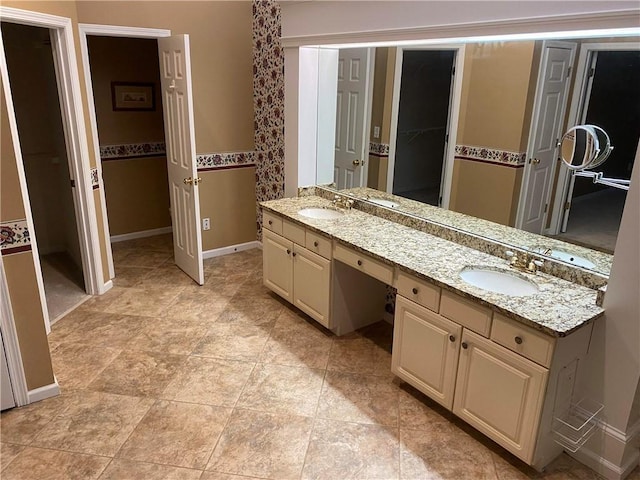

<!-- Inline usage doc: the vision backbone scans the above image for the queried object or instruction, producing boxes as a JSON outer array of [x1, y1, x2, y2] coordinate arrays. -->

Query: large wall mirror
[[314, 32, 640, 276]]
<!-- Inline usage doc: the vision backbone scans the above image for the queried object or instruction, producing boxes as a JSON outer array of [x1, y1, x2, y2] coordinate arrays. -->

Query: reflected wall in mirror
[[316, 35, 640, 273]]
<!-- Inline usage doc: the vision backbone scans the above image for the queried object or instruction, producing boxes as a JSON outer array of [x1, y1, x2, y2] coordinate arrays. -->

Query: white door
[[158, 35, 203, 285], [1, 330, 15, 411], [334, 48, 372, 189], [518, 42, 575, 234]]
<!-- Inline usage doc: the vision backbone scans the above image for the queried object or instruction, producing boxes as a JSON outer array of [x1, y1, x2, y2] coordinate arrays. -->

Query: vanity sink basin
[[298, 207, 344, 220], [532, 248, 595, 269], [460, 267, 539, 296], [368, 198, 399, 208]]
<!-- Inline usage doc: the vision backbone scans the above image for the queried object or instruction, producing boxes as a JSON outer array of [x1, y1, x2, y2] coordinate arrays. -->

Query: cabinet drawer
[[440, 290, 492, 337], [262, 211, 282, 235], [491, 314, 555, 368], [305, 231, 332, 260], [396, 271, 441, 312], [333, 243, 393, 285], [283, 220, 306, 245]]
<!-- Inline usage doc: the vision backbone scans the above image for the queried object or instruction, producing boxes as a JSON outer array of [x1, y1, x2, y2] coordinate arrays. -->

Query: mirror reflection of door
[[560, 50, 640, 253], [392, 50, 455, 206]]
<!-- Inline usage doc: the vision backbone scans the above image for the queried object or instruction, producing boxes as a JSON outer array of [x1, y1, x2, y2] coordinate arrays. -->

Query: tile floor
[[1, 234, 636, 479]]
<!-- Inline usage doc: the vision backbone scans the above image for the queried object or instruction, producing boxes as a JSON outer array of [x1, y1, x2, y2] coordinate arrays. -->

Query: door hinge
[[445, 133, 449, 143], [567, 66, 572, 79], [544, 203, 548, 214], [70, 179, 76, 188], [564, 201, 571, 211], [451, 66, 456, 76], [588, 67, 595, 78], [439, 196, 443, 206]]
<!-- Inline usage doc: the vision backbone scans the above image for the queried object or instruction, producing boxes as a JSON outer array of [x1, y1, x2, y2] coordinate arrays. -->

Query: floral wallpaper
[[253, 0, 285, 237]]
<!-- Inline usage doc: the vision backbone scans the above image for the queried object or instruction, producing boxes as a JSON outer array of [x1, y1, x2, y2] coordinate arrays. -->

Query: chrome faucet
[[332, 195, 354, 210], [506, 250, 544, 274]]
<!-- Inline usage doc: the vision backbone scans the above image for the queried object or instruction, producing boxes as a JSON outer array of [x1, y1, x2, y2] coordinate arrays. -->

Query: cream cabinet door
[[392, 295, 461, 409], [263, 229, 293, 302], [453, 329, 548, 464], [293, 245, 331, 328]]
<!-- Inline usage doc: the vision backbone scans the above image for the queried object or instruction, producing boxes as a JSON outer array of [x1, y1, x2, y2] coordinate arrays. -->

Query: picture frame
[[111, 82, 155, 111]]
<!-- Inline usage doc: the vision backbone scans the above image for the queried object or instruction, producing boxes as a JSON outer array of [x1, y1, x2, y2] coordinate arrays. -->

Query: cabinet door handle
[[268, 220, 273, 225], [292, 252, 297, 257], [357, 260, 363, 266], [412, 287, 419, 295], [514, 336, 523, 345], [314, 241, 319, 247], [286, 249, 291, 255], [461, 342, 468, 349], [449, 335, 455, 343]]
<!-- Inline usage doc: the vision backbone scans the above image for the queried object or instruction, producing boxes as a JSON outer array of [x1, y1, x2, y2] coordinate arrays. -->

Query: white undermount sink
[[460, 267, 539, 296], [298, 207, 344, 220], [532, 247, 596, 269], [368, 198, 400, 208]]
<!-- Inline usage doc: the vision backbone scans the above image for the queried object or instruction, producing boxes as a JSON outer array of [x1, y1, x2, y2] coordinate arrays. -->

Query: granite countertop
[[340, 187, 613, 276], [261, 196, 604, 337]]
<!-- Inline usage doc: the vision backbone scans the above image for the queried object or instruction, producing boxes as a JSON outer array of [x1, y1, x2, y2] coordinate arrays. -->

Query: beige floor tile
[[216, 295, 284, 327], [207, 409, 313, 479], [162, 357, 255, 406], [75, 286, 127, 313], [88, 350, 186, 397], [161, 289, 229, 323], [136, 264, 200, 290], [49, 311, 145, 349], [31, 391, 153, 456], [112, 265, 154, 288], [118, 249, 172, 268], [103, 287, 184, 317], [0, 394, 71, 445], [200, 472, 265, 480], [0, 447, 110, 480], [193, 322, 272, 362], [317, 371, 400, 426], [118, 400, 231, 469], [236, 363, 325, 416], [127, 316, 211, 355], [50, 342, 121, 389], [98, 458, 202, 480], [327, 332, 392, 376], [302, 419, 400, 480], [259, 309, 333, 369], [1, 443, 25, 470], [400, 423, 497, 479], [398, 383, 454, 430]]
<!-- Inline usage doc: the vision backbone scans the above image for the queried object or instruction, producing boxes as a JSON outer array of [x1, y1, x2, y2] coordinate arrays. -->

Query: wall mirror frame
[[284, 19, 640, 278]]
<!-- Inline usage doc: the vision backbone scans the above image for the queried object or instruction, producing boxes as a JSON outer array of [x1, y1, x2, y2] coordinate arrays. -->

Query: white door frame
[[78, 24, 172, 281], [547, 41, 640, 235], [1, 7, 106, 312], [387, 44, 465, 209]]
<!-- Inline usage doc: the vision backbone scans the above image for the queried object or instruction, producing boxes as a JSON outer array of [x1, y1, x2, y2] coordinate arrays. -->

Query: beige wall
[[87, 36, 165, 145], [199, 166, 257, 250], [457, 41, 538, 152], [449, 158, 523, 226], [75, 0, 254, 154], [102, 158, 171, 236], [1, 76, 55, 391]]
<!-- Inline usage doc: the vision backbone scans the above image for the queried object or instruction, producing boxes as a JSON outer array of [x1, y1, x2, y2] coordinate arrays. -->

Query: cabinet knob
[[514, 336, 523, 345], [286, 249, 291, 255], [461, 342, 468, 350], [449, 335, 455, 343], [412, 287, 419, 295], [314, 241, 319, 247], [268, 220, 273, 225], [292, 252, 297, 257], [357, 260, 363, 266]]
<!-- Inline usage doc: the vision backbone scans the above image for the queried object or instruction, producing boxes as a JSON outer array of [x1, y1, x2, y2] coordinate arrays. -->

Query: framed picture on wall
[[111, 82, 155, 111]]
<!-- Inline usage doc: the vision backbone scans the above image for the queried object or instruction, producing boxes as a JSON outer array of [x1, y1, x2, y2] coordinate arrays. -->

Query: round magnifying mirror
[[560, 125, 601, 170], [585, 125, 613, 170]]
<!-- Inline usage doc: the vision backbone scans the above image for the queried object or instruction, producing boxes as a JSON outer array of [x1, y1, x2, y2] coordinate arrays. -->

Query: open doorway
[[1, 22, 88, 322], [556, 49, 640, 253], [390, 49, 457, 206]]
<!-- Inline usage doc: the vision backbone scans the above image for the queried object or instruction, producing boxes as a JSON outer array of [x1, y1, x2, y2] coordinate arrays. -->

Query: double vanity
[[260, 190, 605, 471]]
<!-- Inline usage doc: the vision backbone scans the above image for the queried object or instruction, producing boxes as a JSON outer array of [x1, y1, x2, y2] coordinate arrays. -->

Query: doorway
[[555, 48, 640, 252], [388, 48, 461, 207], [1, 22, 88, 322]]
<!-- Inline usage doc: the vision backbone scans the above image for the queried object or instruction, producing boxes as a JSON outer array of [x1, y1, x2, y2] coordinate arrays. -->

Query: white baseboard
[[203, 241, 261, 259], [569, 419, 640, 480], [28, 380, 60, 404], [110, 226, 172, 243], [99, 279, 113, 295]]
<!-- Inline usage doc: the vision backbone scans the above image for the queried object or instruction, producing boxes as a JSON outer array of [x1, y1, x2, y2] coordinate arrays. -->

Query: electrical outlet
[[373, 126, 381, 139], [202, 218, 211, 231]]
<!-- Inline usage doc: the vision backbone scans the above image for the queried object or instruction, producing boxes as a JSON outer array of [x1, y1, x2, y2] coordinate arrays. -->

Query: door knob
[[183, 177, 202, 186], [352, 159, 362, 166], [531, 158, 541, 165], [169, 80, 176, 90]]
